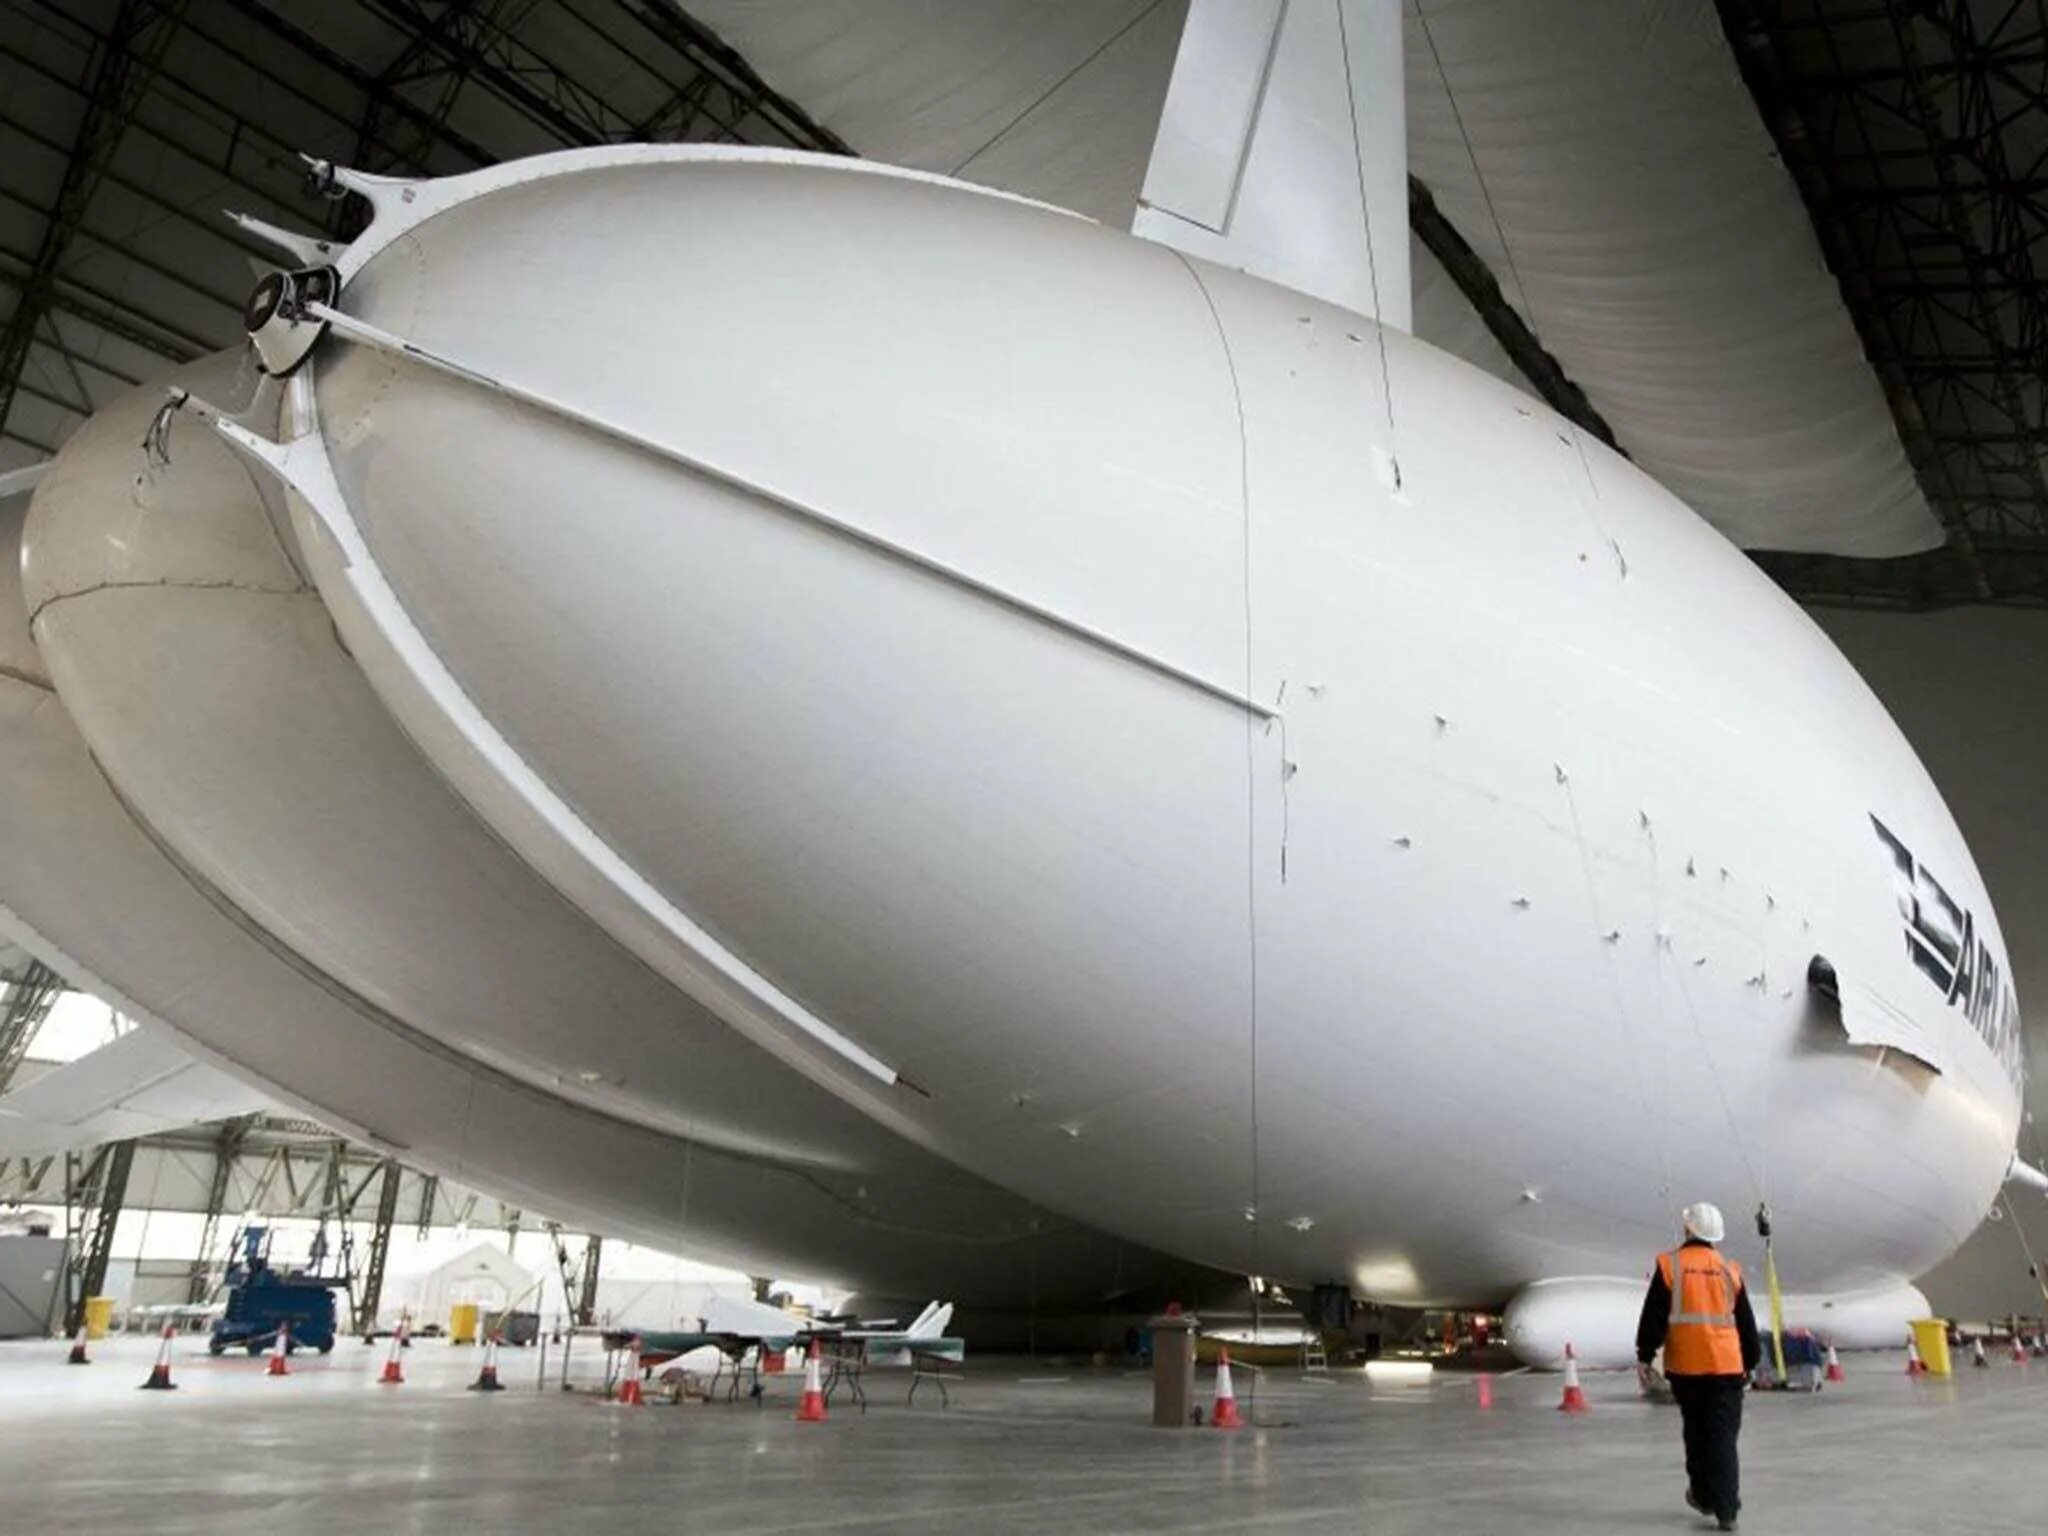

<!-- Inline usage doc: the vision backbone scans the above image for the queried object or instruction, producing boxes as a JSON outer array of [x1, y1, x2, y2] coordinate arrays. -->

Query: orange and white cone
[[1970, 1336, 1988, 1367], [1557, 1342, 1589, 1412], [2012, 1334, 2029, 1364], [378, 1319, 406, 1386], [1210, 1348, 1245, 1430], [1905, 1332, 1928, 1376], [267, 1324, 290, 1377], [615, 1336, 645, 1407], [66, 1324, 90, 1366], [794, 1337, 828, 1422], [469, 1332, 504, 1392], [139, 1323, 177, 1391], [1824, 1343, 1845, 1383]]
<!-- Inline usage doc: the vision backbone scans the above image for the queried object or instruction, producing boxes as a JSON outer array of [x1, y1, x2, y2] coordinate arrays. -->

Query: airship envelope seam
[[185, 388, 919, 1108], [296, 300, 1280, 724]]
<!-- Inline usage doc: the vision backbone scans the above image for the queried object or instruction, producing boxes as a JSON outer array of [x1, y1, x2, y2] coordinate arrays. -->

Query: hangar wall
[[1823, 607, 2048, 1318]]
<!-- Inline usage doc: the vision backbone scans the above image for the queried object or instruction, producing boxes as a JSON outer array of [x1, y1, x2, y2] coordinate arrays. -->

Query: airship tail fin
[[1134, 0, 1410, 330]]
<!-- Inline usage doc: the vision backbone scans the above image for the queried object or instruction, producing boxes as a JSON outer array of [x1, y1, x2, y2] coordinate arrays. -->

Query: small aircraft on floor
[[610, 1298, 963, 1379]]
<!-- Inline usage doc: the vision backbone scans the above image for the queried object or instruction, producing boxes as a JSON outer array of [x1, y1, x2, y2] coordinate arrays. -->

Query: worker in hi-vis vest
[[1635, 1202, 1761, 1532]]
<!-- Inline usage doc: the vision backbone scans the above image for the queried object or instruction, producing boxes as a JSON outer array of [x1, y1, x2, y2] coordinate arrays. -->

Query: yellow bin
[[83, 1296, 115, 1340], [449, 1302, 479, 1346], [1910, 1318, 1952, 1377]]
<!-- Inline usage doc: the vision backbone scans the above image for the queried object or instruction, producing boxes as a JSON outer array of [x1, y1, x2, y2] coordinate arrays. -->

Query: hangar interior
[[2, 2, 2047, 1533]]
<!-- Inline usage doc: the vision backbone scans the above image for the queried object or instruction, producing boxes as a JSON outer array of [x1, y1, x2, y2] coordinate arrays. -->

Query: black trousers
[[1668, 1374, 1745, 1519]]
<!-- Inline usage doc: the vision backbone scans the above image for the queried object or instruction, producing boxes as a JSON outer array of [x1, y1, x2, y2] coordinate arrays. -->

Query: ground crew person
[[1635, 1201, 1760, 1531]]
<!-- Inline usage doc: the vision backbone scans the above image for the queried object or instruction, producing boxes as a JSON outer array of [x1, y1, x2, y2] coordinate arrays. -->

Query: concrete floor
[[1, 1333, 2042, 1533]]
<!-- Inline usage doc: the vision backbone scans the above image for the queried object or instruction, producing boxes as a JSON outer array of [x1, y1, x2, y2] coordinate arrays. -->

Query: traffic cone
[[1557, 1342, 1589, 1412], [378, 1320, 406, 1386], [469, 1332, 504, 1392], [267, 1325, 290, 1377], [66, 1324, 89, 1366], [615, 1336, 645, 1407], [1824, 1343, 1845, 1383], [1972, 1337, 1989, 1368], [1210, 1349, 1245, 1430], [794, 1337, 828, 1422], [2012, 1334, 2029, 1364], [1905, 1332, 1928, 1376], [139, 1323, 177, 1390]]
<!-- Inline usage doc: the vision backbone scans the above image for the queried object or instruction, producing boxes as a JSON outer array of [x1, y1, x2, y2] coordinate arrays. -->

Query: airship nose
[[278, 150, 1281, 1261]]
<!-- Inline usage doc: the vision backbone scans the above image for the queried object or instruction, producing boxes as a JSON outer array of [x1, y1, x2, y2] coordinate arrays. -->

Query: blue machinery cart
[[207, 1227, 343, 1356]]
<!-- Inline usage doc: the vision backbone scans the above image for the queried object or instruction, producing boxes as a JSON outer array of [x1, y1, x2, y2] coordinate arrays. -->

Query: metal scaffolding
[[1721, 0, 2048, 607], [0, 0, 188, 442], [0, 0, 850, 467], [0, 960, 66, 1097]]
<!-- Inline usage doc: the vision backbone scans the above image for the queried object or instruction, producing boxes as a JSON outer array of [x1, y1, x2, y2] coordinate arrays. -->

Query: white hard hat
[[1681, 1202, 1726, 1243]]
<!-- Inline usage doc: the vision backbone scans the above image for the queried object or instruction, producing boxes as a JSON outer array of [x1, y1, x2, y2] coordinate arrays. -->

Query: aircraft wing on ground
[[620, 1299, 966, 1369], [834, 1300, 965, 1365], [857, 1335, 966, 1367], [616, 1328, 809, 1368], [0, 1025, 273, 1155]]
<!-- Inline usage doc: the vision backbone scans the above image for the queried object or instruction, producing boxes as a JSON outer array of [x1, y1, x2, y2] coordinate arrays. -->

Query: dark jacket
[[1635, 1237, 1762, 1376]]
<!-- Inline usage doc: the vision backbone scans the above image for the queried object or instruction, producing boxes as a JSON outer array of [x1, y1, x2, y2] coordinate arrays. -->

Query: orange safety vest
[[1658, 1246, 1745, 1376]]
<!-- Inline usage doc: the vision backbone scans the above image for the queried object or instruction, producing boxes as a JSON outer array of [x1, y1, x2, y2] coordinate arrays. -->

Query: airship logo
[[1872, 815, 2025, 1090]]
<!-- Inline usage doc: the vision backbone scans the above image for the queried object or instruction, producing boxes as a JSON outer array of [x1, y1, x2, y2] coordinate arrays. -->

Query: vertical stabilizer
[[1134, 0, 1410, 330]]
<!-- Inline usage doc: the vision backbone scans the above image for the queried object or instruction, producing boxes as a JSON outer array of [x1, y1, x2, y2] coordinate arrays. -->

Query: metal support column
[[65, 1139, 135, 1335], [354, 1157, 402, 1335], [185, 1114, 254, 1304], [413, 1172, 439, 1237], [575, 1235, 603, 1326]]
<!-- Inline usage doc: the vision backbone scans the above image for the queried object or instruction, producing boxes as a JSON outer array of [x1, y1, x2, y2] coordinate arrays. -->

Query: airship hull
[[215, 147, 2015, 1305], [1, 483, 1181, 1308]]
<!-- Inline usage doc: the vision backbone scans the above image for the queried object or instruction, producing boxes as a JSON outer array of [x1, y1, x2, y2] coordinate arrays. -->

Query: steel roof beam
[[351, 0, 613, 148], [0, 0, 189, 446], [0, 183, 246, 321], [1, 427, 59, 457], [209, 0, 496, 168], [0, 28, 368, 235], [1718, 0, 2000, 602], [0, 962, 65, 1095], [610, 0, 854, 154], [0, 256, 209, 362], [347, 0, 493, 179], [0, 104, 290, 274], [1883, 0, 2048, 543]]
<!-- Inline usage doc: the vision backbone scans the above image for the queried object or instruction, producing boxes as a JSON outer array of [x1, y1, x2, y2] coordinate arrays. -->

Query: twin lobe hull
[[9, 368, 1176, 1311], [244, 146, 2013, 1304]]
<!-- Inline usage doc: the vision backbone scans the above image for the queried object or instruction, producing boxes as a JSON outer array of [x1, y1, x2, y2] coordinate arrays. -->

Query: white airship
[[3, 1, 2036, 1363]]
